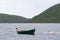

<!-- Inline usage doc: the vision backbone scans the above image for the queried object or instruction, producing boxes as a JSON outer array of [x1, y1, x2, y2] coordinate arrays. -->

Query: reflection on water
[[0, 23, 60, 40]]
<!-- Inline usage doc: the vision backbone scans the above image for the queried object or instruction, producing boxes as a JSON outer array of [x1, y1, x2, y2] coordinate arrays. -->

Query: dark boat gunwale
[[16, 29, 35, 35]]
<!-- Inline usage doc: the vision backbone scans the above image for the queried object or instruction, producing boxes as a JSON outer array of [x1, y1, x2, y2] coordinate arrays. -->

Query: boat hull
[[17, 29, 35, 35]]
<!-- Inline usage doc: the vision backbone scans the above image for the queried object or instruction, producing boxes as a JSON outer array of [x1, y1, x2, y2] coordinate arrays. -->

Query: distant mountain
[[29, 3, 60, 23], [0, 13, 28, 23], [0, 3, 60, 23]]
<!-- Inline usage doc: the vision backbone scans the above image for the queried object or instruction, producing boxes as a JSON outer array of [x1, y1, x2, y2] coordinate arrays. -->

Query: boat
[[16, 28, 35, 35]]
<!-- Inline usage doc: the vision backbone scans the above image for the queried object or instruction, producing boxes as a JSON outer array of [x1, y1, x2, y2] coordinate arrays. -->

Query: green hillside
[[29, 3, 60, 23], [0, 13, 28, 23], [0, 3, 60, 23]]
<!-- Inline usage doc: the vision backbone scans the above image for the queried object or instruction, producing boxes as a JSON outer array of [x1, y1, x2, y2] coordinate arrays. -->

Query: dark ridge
[[29, 3, 60, 23], [0, 13, 28, 23]]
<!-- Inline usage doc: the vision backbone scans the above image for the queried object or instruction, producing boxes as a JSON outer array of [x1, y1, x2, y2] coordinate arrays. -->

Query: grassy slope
[[29, 3, 60, 23], [0, 13, 28, 23]]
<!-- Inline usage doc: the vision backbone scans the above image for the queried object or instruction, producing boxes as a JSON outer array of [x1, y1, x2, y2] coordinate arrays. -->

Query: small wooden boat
[[16, 28, 35, 35]]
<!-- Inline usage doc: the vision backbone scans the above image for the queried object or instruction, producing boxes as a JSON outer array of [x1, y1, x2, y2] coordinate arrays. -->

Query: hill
[[0, 13, 28, 23], [29, 3, 60, 23]]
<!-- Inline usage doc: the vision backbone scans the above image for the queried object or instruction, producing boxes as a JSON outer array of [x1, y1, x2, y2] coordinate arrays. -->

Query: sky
[[0, 0, 60, 18]]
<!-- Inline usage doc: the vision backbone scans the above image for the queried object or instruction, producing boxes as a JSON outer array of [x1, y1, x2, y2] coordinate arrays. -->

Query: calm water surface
[[0, 23, 60, 40]]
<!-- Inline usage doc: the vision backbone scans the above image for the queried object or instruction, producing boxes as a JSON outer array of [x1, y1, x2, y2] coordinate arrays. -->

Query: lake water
[[0, 23, 60, 40]]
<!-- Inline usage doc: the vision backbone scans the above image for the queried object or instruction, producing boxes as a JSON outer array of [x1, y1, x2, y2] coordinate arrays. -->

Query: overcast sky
[[0, 0, 60, 18]]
